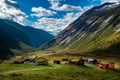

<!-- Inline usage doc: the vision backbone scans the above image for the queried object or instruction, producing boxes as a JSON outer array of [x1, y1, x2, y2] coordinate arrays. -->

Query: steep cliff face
[[42, 3, 120, 54]]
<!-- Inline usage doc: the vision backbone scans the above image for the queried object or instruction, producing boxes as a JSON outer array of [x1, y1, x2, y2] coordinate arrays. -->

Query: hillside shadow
[[0, 43, 14, 60], [0, 24, 23, 60], [88, 42, 120, 57], [0, 27, 22, 50]]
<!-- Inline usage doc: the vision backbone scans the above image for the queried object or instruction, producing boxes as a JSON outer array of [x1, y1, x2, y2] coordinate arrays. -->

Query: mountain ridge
[[0, 19, 53, 59], [41, 3, 120, 55], [1, 19, 54, 48]]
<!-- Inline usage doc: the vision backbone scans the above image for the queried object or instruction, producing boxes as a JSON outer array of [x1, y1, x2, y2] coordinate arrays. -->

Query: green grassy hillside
[[0, 25, 38, 60], [41, 4, 120, 57]]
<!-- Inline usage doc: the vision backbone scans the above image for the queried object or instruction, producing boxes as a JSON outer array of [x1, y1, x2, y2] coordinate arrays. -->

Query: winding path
[[0, 65, 62, 74]]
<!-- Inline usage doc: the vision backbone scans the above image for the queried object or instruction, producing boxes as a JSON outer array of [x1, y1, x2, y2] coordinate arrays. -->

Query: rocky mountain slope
[[42, 3, 120, 55]]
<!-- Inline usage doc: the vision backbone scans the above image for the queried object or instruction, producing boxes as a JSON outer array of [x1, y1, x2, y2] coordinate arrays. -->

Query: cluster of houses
[[96, 62, 115, 69], [23, 57, 115, 69], [68, 58, 84, 66], [12, 56, 48, 65], [13, 56, 115, 69], [87, 58, 115, 69], [24, 59, 48, 65], [54, 58, 115, 69]]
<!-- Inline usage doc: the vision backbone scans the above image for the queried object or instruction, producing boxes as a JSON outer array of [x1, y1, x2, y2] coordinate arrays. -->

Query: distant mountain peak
[[93, 2, 116, 10]]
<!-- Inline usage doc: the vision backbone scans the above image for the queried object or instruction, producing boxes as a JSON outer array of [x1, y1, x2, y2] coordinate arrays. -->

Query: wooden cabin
[[54, 60, 60, 64], [69, 60, 77, 66], [96, 63, 107, 68], [96, 63, 102, 68], [62, 58, 69, 61], [96, 62, 115, 69], [69, 58, 84, 66], [106, 62, 115, 69], [78, 59, 84, 65], [101, 64, 107, 69], [24, 59, 48, 65]]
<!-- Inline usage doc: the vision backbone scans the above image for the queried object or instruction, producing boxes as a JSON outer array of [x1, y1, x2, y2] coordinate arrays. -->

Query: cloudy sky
[[0, 0, 120, 35]]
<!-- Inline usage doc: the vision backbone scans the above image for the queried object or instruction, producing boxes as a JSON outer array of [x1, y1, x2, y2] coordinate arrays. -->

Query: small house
[[96, 63, 102, 68], [106, 62, 115, 69], [54, 60, 60, 64], [38, 61, 48, 65], [69, 60, 76, 66], [96, 63, 107, 69], [96, 62, 115, 69], [36, 57, 48, 65], [101, 64, 107, 69], [69, 58, 85, 66], [62, 58, 69, 61], [24, 59, 38, 65], [87, 58, 97, 64], [24, 58, 48, 65], [78, 58, 84, 65]]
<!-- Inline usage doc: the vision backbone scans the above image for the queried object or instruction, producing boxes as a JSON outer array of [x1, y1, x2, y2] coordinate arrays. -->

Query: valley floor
[[0, 55, 120, 80]]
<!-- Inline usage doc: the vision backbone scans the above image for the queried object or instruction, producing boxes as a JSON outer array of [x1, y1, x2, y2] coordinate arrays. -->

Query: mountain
[[0, 19, 53, 59], [42, 3, 120, 55], [0, 33, 13, 60], [0, 19, 54, 48], [0, 27, 28, 59]]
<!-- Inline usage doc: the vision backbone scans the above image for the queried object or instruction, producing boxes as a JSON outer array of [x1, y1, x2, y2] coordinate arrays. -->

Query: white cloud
[[83, 5, 94, 11], [101, 0, 119, 4], [31, 0, 95, 35], [48, 0, 83, 11], [32, 1, 95, 35], [8, 0, 17, 4], [31, 7, 57, 17], [32, 12, 81, 35], [0, 0, 27, 25]]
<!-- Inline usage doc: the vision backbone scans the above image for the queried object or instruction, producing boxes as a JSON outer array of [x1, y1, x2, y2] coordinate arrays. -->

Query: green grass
[[0, 60, 120, 80], [0, 64, 50, 72], [68, 27, 115, 53], [51, 26, 120, 56]]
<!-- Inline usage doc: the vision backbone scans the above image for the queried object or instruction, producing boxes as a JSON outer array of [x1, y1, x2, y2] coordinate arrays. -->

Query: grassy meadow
[[0, 53, 120, 80]]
